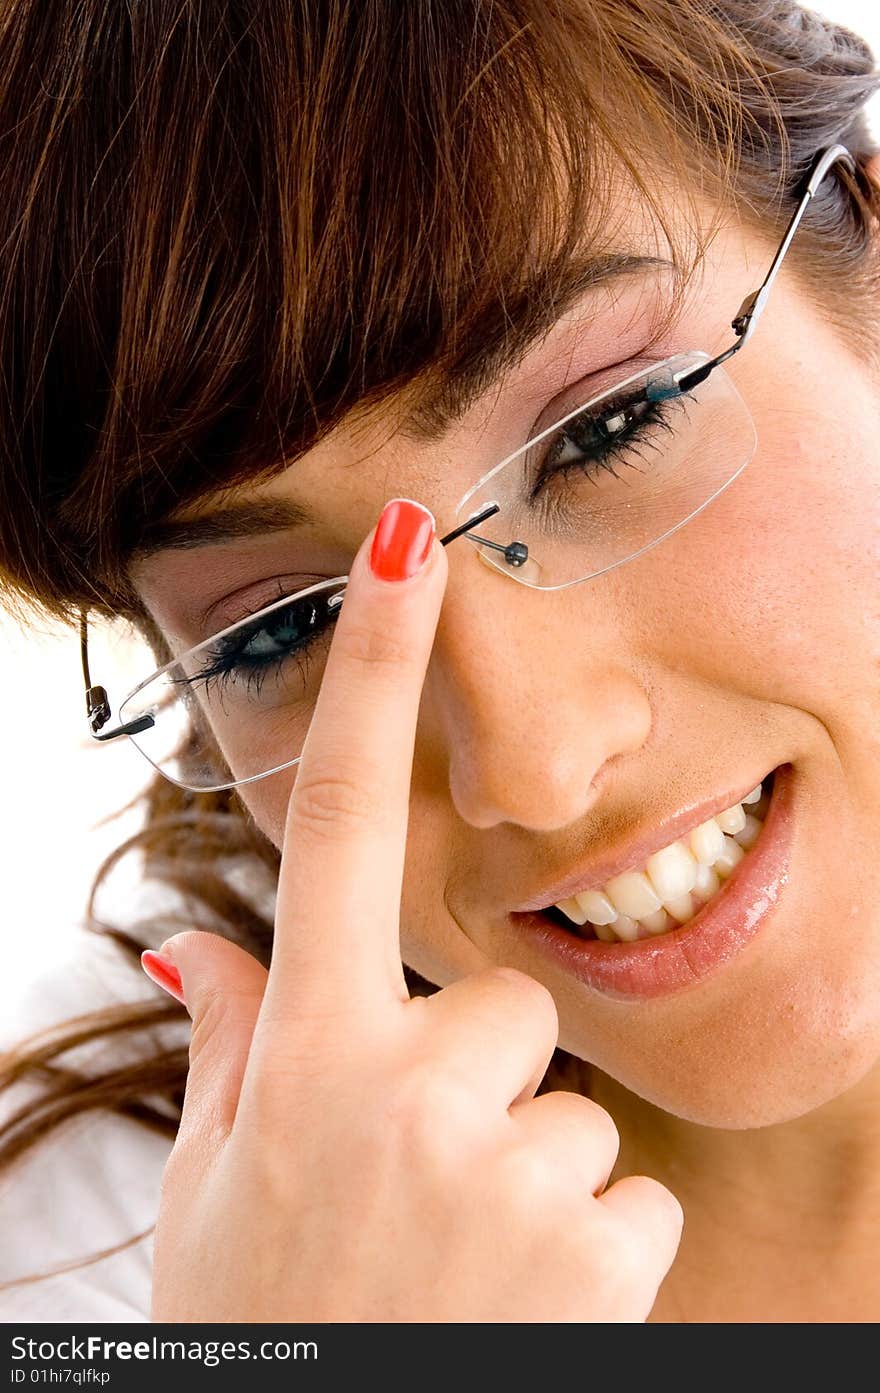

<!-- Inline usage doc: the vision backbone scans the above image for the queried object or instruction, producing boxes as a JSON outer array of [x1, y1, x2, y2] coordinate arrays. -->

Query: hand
[[146, 498, 683, 1322]]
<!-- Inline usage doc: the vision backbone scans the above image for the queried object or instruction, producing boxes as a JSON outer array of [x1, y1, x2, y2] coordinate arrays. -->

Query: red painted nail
[[141, 950, 185, 1005], [369, 499, 436, 582]]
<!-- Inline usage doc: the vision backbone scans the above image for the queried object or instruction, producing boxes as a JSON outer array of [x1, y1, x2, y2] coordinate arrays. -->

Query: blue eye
[[234, 598, 327, 662], [181, 588, 342, 699]]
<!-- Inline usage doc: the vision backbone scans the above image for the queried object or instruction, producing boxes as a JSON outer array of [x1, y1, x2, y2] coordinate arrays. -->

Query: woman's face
[[132, 190, 880, 1129]]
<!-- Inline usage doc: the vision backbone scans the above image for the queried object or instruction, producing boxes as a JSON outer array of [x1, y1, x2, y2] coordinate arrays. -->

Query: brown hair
[[1, 0, 879, 1288]]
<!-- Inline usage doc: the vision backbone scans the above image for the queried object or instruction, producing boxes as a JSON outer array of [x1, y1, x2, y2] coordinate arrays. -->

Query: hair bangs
[[0, 2, 878, 620]]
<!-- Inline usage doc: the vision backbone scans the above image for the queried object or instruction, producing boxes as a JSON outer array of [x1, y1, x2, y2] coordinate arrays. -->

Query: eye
[[547, 393, 663, 470], [233, 596, 328, 662], [182, 585, 344, 696], [530, 377, 689, 499]]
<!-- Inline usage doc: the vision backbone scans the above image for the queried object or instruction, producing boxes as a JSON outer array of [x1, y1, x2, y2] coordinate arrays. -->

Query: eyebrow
[[133, 498, 314, 558], [134, 253, 670, 559]]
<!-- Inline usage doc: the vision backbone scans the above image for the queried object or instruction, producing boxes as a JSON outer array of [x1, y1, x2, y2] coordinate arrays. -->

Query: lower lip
[[511, 764, 794, 1001]]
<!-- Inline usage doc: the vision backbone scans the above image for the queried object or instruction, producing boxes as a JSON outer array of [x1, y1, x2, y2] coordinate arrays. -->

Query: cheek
[[398, 781, 492, 987], [235, 781, 293, 851], [549, 849, 880, 1129], [584, 914, 880, 1127], [633, 411, 880, 724], [233, 775, 486, 983]]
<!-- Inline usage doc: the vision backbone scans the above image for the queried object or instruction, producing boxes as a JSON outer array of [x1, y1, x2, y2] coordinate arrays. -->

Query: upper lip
[[510, 769, 774, 914]]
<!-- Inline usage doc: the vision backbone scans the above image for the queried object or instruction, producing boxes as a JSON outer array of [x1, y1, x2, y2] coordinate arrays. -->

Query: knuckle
[[244, 1039, 326, 1115], [576, 1096, 621, 1156], [187, 983, 229, 1064], [591, 1225, 645, 1295], [497, 1143, 556, 1210], [484, 966, 559, 1032], [387, 1062, 479, 1158], [611, 1225, 646, 1281], [631, 1174, 685, 1235], [291, 759, 381, 836], [593, 1176, 683, 1292], [565, 1196, 643, 1286], [536, 1091, 620, 1162], [337, 617, 419, 675]]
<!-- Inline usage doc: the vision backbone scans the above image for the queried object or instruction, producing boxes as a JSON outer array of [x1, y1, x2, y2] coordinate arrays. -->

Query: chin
[[488, 749, 880, 1129], [559, 959, 880, 1129]]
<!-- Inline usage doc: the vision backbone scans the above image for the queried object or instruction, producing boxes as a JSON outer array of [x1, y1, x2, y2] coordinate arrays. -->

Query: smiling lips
[[510, 765, 793, 999], [550, 781, 768, 943]]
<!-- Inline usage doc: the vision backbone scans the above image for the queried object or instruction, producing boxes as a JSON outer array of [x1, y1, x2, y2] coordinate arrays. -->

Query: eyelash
[[180, 382, 685, 695], [181, 592, 340, 699], [529, 387, 683, 498]]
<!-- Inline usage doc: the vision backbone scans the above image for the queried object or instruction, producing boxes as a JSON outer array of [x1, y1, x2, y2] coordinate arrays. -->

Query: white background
[[1, 1, 878, 979]]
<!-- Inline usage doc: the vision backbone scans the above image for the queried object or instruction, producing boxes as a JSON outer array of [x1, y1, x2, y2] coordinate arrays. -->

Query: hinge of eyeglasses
[[85, 684, 156, 741], [731, 288, 762, 338], [676, 146, 856, 397], [80, 611, 157, 741], [85, 683, 111, 732]]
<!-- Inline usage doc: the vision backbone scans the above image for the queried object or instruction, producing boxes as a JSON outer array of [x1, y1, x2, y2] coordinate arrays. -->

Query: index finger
[[261, 498, 448, 1023]]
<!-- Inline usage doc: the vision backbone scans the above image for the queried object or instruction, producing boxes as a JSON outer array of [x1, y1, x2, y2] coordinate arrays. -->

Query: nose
[[424, 567, 653, 831]]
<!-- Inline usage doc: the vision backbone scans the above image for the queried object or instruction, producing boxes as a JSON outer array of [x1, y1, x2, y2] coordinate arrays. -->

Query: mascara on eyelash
[[176, 588, 343, 693], [172, 383, 692, 693], [531, 389, 685, 495]]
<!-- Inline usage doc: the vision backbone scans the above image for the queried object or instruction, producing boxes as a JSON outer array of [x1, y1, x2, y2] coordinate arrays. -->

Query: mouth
[[509, 764, 794, 1000]]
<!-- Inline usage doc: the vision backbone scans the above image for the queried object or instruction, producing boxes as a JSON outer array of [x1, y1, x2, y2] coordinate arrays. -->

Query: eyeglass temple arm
[[456, 147, 857, 572], [79, 611, 156, 742], [78, 504, 505, 743], [675, 143, 856, 394]]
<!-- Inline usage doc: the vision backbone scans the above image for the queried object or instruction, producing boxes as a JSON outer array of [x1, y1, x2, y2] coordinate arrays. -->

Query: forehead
[[128, 216, 753, 640], [134, 257, 691, 563], [129, 177, 764, 618], [118, 164, 730, 605]]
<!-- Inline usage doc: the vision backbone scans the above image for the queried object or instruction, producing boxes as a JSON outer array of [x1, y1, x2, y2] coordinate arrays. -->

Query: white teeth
[[714, 835, 745, 879], [691, 861, 721, 903], [664, 893, 696, 924], [575, 888, 618, 925], [551, 779, 770, 942], [605, 870, 662, 920], [715, 804, 746, 835], [645, 841, 698, 902], [689, 818, 725, 866], [611, 913, 640, 943], [592, 921, 619, 943], [734, 813, 762, 850], [556, 895, 590, 925]]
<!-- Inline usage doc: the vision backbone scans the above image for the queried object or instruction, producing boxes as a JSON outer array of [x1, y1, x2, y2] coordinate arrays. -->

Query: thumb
[[142, 930, 268, 1144]]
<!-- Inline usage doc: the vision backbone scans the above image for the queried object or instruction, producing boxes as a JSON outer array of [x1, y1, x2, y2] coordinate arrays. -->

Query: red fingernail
[[369, 499, 436, 582], [141, 950, 185, 1005]]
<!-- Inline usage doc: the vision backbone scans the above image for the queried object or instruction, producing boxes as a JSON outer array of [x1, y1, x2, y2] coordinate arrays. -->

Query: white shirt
[[0, 927, 183, 1322]]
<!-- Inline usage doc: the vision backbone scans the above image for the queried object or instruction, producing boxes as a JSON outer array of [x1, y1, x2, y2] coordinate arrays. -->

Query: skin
[[135, 168, 880, 1321], [146, 522, 683, 1322]]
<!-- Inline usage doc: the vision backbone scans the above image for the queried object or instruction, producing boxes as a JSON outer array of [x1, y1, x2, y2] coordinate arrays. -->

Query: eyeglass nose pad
[[471, 539, 546, 588]]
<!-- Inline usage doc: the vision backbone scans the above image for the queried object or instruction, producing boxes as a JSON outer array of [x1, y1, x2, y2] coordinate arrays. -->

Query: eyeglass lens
[[117, 351, 756, 791]]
